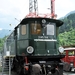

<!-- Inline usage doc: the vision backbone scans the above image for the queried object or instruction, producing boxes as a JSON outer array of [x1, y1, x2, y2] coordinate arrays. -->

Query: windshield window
[[47, 24, 54, 35], [31, 22, 42, 35], [43, 23, 55, 36]]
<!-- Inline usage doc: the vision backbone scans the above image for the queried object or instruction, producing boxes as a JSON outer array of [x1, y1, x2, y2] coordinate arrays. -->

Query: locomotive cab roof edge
[[18, 18, 63, 27]]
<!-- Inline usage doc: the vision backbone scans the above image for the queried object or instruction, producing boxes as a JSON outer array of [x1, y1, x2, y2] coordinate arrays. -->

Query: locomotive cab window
[[47, 24, 54, 35], [31, 22, 42, 35], [17, 28, 20, 39], [21, 25, 26, 35], [68, 51, 75, 56], [43, 23, 55, 36]]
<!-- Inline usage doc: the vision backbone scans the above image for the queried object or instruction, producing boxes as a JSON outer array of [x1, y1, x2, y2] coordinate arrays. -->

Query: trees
[[58, 13, 75, 46], [59, 29, 75, 46], [0, 36, 7, 52]]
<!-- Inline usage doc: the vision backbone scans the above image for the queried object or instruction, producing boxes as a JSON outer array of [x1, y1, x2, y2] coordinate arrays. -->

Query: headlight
[[59, 46, 64, 53], [27, 46, 34, 54]]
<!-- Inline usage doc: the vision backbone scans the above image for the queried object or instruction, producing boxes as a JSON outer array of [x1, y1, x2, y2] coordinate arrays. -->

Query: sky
[[0, 0, 75, 30]]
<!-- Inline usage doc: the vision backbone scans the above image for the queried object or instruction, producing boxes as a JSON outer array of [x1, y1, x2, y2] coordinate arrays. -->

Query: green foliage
[[58, 28, 75, 46], [59, 13, 75, 46], [0, 36, 7, 52], [0, 66, 2, 72]]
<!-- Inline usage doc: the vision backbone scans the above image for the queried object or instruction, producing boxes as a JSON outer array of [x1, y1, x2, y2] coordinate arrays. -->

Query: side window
[[17, 28, 19, 39], [21, 25, 26, 35], [31, 23, 41, 35], [68, 51, 74, 56]]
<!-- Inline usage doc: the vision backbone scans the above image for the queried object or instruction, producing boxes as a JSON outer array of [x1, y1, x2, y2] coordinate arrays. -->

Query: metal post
[[2, 52, 3, 75], [9, 57, 11, 75]]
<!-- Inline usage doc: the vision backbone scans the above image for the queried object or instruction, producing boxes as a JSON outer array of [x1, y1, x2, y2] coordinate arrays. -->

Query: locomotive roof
[[19, 18, 63, 27]]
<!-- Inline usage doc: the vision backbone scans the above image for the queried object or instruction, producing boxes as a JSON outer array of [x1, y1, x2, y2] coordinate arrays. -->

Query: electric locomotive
[[3, 17, 65, 75]]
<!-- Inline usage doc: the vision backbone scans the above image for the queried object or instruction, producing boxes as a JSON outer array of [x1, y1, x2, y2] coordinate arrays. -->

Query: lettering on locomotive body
[[38, 36, 48, 39]]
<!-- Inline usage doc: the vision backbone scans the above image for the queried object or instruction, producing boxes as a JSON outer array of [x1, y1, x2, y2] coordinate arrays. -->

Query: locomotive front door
[[34, 40, 57, 55]]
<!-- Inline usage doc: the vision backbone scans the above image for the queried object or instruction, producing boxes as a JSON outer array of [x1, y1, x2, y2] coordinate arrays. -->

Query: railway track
[[63, 71, 75, 75], [0, 72, 75, 75]]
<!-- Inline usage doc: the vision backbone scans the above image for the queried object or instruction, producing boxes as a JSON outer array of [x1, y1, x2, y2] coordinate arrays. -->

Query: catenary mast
[[51, 0, 55, 18], [29, 0, 38, 16], [26, 0, 56, 18]]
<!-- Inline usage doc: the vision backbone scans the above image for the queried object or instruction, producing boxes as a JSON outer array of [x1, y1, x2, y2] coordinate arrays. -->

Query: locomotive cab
[[4, 17, 65, 75], [15, 18, 64, 58]]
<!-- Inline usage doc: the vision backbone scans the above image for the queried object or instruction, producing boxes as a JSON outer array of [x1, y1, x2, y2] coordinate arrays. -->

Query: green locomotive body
[[3, 17, 65, 75], [15, 18, 63, 56]]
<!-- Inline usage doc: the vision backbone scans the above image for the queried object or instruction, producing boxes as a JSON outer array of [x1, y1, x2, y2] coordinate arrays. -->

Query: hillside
[[59, 13, 75, 33], [64, 10, 75, 18], [0, 29, 12, 38], [59, 11, 75, 46]]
